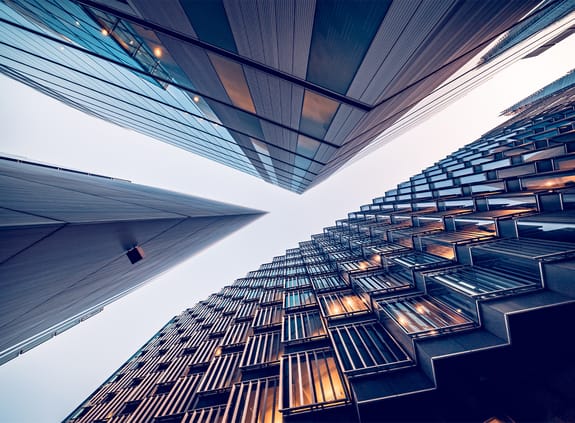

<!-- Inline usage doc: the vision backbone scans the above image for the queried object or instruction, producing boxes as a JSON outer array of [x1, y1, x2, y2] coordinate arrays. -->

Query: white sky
[[0, 33, 574, 423]]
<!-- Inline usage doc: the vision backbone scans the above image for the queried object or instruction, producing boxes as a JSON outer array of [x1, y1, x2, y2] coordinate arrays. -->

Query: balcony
[[280, 349, 350, 414], [330, 321, 412, 377], [376, 295, 475, 338]]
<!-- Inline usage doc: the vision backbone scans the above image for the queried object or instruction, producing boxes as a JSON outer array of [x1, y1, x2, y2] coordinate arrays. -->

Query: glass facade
[[0, 0, 544, 192]]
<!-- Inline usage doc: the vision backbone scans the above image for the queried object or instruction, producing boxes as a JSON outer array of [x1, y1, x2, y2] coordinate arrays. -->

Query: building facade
[[0, 156, 263, 365], [64, 89, 575, 422], [0, 0, 548, 192]]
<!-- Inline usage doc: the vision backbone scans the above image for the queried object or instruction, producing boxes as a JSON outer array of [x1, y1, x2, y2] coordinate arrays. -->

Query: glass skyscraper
[[0, 0, 548, 192], [64, 81, 575, 423]]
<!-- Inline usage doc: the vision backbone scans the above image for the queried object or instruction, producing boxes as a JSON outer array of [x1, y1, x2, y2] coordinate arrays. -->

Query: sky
[[0, 28, 574, 423]]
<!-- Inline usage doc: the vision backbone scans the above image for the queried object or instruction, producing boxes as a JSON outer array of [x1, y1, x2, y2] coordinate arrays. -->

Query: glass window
[[280, 349, 349, 412], [209, 53, 256, 113], [221, 321, 251, 348], [196, 351, 242, 393], [330, 321, 411, 376], [240, 331, 282, 368], [306, 0, 390, 94], [225, 377, 281, 423], [180, 0, 238, 53], [425, 266, 538, 299], [521, 173, 575, 190], [282, 311, 326, 344], [377, 295, 474, 337], [317, 292, 369, 319], [252, 305, 283, 330], [299, 91, 340, 139], [284, 289, 317, 311], [311, 274, 348, 292], [352, 271, 412, 295]]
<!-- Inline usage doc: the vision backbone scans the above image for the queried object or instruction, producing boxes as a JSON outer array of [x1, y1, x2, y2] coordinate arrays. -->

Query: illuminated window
[[377, 295, 474, 338], [280, 349, 349, 413], [224, 378, 281, 423], [317, 291, 369, 319]]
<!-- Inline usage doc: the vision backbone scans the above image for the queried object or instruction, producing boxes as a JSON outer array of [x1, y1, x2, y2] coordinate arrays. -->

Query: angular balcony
[[329, 321, 413, 378]]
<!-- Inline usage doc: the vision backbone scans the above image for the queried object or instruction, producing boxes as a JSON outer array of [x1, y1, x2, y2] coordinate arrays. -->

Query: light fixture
[[100, 28, 109, 36], [153, 47, 162, 58], [193, 95, 200, 103]]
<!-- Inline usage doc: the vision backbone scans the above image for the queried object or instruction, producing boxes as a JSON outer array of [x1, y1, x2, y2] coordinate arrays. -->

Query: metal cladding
[[0, 157, 263, 365], [65, 94, 575, 422], [0, 0, 547, 193]]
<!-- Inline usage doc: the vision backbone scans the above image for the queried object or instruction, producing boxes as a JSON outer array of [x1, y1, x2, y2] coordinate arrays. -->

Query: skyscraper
[[0, 0, 546, 192], [64, 85, 575, 422], [0, 155, 264, 365]]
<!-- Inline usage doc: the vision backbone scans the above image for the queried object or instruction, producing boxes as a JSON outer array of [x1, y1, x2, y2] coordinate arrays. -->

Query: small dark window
[[131, 361, 145, 370], [153, 414, 184, 423], [157, 349, 168, 356], [102, 392, 116, 403], [156, 362, 170, 372], [130, 378, 142, 387], [120, 400, 141, 415], [155, 382, 175, 395], [182, 347, 196, 356], [180, 336, 190, 343]]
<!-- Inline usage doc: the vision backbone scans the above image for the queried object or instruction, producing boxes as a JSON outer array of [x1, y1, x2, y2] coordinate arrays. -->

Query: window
[[102, 392, 116, 403], [284, 275, 311, 290], [225, 378, 281, 423], [377, 295, 474, 337], [352, 270, 412, 295], [184, 406, 226, 423], [156, 362, 170, 372], [282, 311, 326, 344], [252, 305, 283, 330], [120, 400, 141, 415], [221, 321, 251, 347], [330, 322, 411, 376], [154, 381, 175, 396], [425, 266, 538, 299], [284, 289, 317, 311], [317, 291, 369, 319], [196, 352, 242, 394], [311, 274, 348, 292], [280, 349, 349, 413], [306, 0, 390, 95], [240, 331, 282, 369]]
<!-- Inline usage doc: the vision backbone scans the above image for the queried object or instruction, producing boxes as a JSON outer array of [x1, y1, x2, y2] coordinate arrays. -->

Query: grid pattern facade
[[0, 0, 542, 193], [66, 99, 575, 421]]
